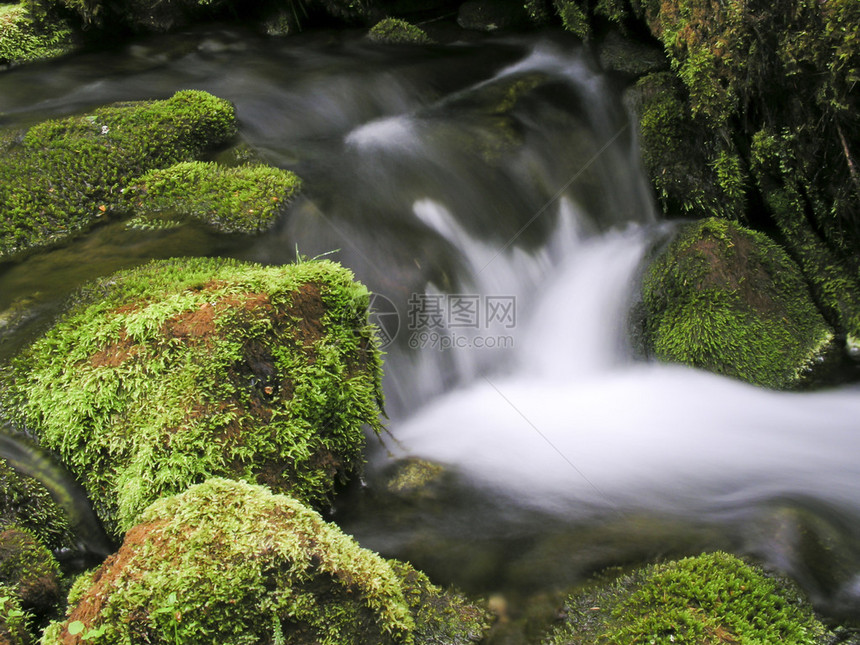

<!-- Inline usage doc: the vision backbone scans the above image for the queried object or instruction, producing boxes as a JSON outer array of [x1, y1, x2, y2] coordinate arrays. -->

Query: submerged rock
[[42, 478, 491, 645], [544, 552, 831, 643], [640, 217, 835, 389], [0, 90, 236, 261], [125, 161, 302, 234], [0, 4, 76, 67], [368, 18, 433, 45], [2, 257, 384, 536]]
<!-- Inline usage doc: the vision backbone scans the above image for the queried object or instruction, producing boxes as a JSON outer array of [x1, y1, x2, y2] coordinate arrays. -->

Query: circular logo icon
[[368, 293, 400, 349]]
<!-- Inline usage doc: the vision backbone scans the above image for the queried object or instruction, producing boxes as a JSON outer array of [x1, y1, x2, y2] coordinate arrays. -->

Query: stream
[[2, 25, 860, 633]]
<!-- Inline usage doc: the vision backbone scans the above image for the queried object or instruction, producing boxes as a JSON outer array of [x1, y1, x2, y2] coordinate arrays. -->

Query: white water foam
[[394, 205, 860, 520]]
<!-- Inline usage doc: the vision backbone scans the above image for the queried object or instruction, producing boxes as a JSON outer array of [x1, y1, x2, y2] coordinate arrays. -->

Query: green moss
[[641, 218, 834, 388], [0, 90, 237, 261], [0, 4, 75, 66], [547, 552, 829, 644], [1, 257, 384, 536], [0, 458, 74, 552], [553, 0, 589, 40], [627, 72, 746, 219], [368, 18, 432, 45], [750, 129, 860, 355], [0, 526, 61, 615], [0, 583, 32, 645], [524, 0, 552, 25], [42, 478, 490, 645], [125, 161, 302, 234]]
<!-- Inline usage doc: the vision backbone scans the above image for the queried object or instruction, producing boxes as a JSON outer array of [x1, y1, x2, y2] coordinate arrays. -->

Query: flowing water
[[2, 25, 860, 631]]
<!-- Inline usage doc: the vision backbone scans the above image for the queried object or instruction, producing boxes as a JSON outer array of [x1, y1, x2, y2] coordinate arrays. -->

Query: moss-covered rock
[[597, 29, 667, 77], [1, 257, 384, 536], [641, 218, 834, 389], [0, 3, 75, 67], [545, 552, 830, 644], [42, 478, 490, 645], [0, 457, 73, 552], [368, 17, 432, 44], [0, 526, 62, 616], [0, 90, 236, 261], [0, 583, 32, 645], [125, 161, 302, 234]]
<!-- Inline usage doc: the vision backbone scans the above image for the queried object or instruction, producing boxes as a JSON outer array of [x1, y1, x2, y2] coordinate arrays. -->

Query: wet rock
[[457, 0, 528, 32], [596, 29, 667, 77], [41, 478, 491, 645], [1, 257, 384, 536], [640, 217, 835, 389]]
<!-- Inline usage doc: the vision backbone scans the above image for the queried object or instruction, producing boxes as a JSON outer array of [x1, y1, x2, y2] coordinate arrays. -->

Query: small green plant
[[67, 620, 107, 641]]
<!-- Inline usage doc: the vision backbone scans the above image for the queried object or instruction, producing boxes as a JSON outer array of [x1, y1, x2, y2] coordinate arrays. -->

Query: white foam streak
[[396, 366, 860, 516]]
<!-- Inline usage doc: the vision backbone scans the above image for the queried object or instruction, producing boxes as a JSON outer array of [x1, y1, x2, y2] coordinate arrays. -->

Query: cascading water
[[1, 26, 859, 627]]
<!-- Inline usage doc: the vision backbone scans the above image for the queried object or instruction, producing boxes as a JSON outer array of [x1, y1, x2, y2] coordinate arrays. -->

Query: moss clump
[[42, 478, 490, 645], [0, 583, 32, 645], [2, 257, 384, 536], [750, 129, 860, 356], [553, 0, 590, 40], [367, 18, 432, 45], [546, 552, 830, 644], [125, 161, 302, 234], [0, 4, 75, 66], [641, 218, 834, 389], [0, 526, 62, 616], [0, 457, 74, 552], [625, 72, 747, 220], [0, 90, 236, 261]]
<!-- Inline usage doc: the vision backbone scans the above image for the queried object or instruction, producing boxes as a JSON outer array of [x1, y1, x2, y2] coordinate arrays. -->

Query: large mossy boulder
[[0, 90, 236, 261], [42, 478, 490, 645], [1, 257, 384, 536], [545, 552, 831, 643], [641, 218, 834, 389], [0, 3, 75, 67], [125, 161, 302, 234]]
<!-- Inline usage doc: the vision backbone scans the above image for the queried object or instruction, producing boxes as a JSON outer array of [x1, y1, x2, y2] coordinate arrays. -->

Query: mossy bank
[[1, 257, 384, 536], [42, 478, 490, 645]]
